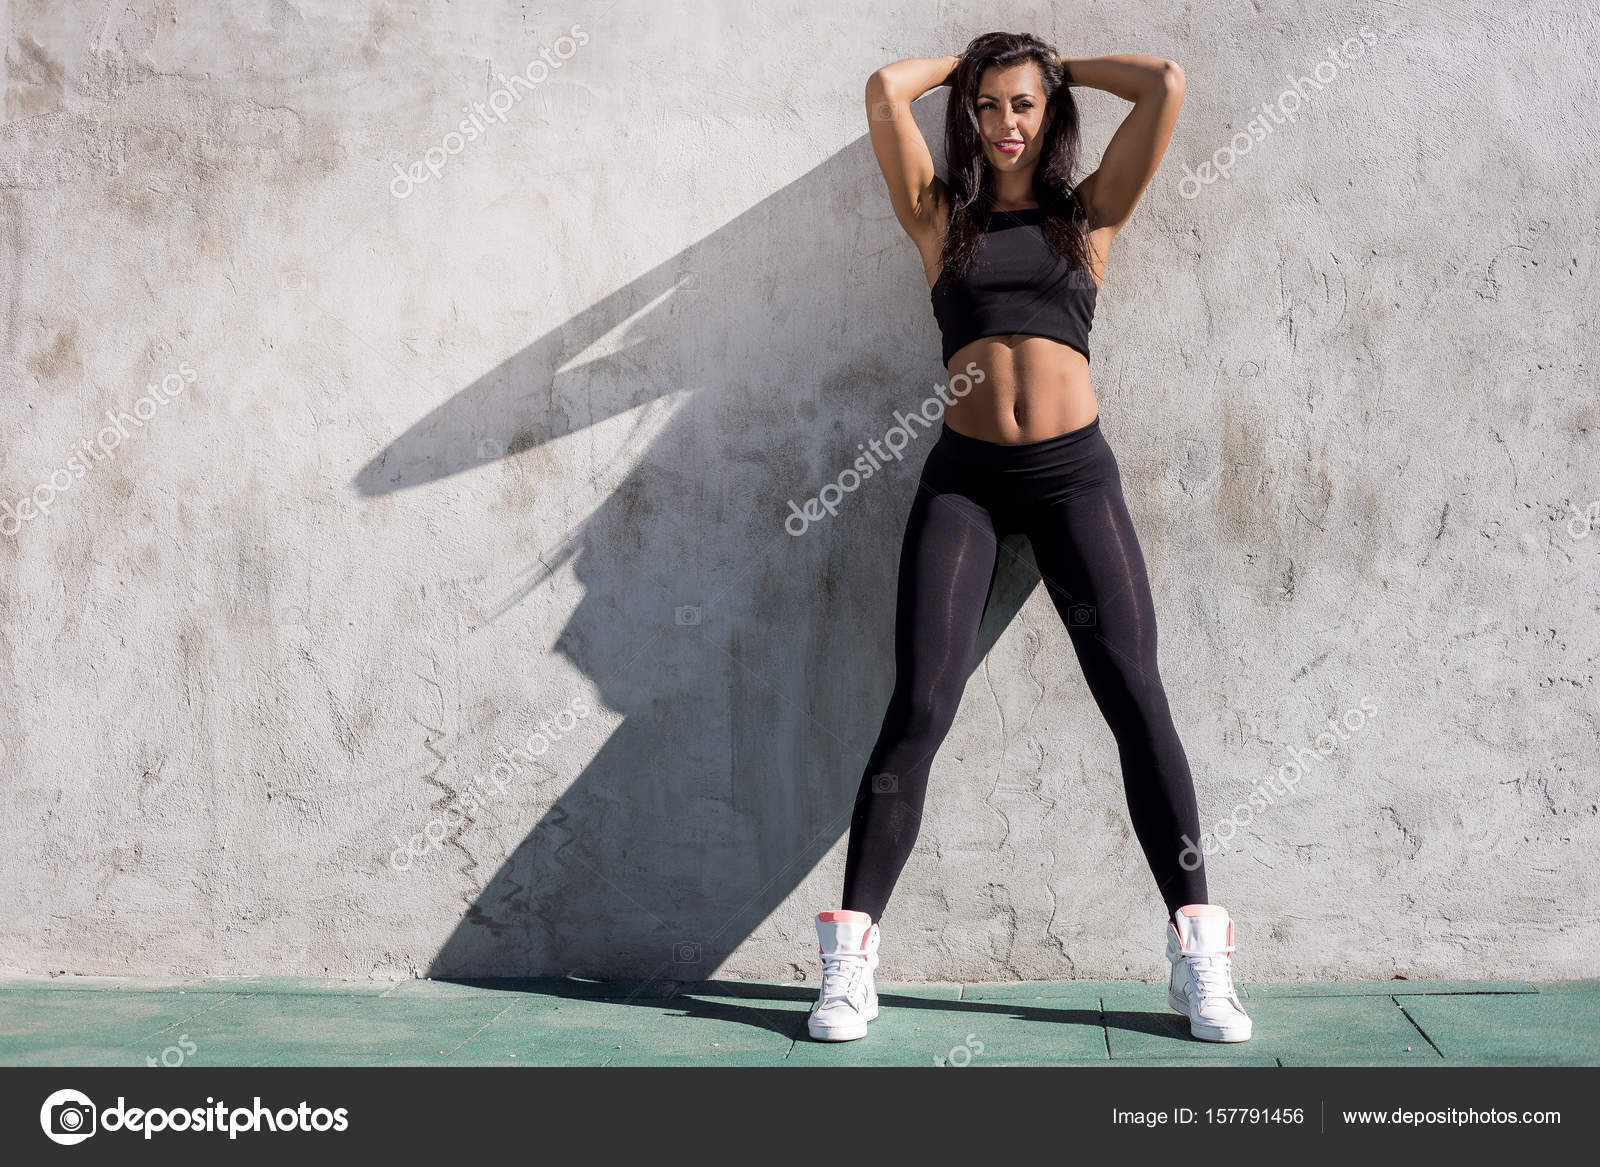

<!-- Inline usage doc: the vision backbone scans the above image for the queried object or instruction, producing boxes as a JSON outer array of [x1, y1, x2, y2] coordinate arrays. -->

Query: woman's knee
[[1084, 656, 1173, 735], [888, 684, 965, 750]]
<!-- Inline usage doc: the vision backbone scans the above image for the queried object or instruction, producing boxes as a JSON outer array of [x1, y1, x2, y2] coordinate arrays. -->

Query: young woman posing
[[807, 32, 1251, 1044]]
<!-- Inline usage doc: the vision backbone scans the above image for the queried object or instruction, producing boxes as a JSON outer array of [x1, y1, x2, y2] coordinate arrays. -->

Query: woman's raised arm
[[864, 56, 959, 246], [1059, 54, 1186, 234]]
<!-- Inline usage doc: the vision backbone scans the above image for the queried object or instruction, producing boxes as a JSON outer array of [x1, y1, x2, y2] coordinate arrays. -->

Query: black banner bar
[[3, 1066, 1595, 1159]]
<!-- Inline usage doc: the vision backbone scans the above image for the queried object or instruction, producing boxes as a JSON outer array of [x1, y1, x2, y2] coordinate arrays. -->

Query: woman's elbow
[[1159, 59, 1185, 97]]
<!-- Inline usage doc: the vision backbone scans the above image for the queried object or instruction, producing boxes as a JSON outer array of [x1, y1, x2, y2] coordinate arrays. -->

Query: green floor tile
[[4, 976, 1595, 1067], [386, 976, 682, 1000], [139, 977, 399, 996], [673, 978, 810, 998], [1396, 992, 1600, 1065], [437, 992, 803, 1066], [1530, 978, 1600, 994], [785, 984, 1106, 1066], [1103, 983, 1438, 1065], [960, 979, 1121, 1002], [1244, 979, 1536, 998], [0, 976, 130, 992], [872, 982, 966, 1000], [135, 992, 534, 1067], [604, 994, 807, 1066], [0, 975, 398, 996], [0, 988, 245, 1066]]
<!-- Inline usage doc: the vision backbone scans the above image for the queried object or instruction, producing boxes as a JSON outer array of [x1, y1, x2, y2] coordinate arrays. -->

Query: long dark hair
[[937, 31, 1092, 286]]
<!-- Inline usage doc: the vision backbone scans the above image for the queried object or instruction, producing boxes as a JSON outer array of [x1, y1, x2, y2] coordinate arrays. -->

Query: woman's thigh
[[888, 468, 1005, 704], [1020, 471, 1167, 704]]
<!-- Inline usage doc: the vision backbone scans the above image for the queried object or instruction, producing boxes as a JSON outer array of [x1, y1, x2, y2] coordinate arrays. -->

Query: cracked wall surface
[[1, 1, 1597, 983]]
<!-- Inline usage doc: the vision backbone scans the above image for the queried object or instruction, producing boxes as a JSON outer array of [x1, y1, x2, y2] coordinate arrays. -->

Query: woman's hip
[[919, 414, 1122, 508]]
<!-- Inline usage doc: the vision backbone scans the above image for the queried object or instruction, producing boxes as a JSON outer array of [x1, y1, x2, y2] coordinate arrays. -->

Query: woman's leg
[[840, 457, 1002, 923], [1020, 443, 1208, 917]]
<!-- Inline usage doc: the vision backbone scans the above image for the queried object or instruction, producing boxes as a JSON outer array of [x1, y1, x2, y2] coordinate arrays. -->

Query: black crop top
[[929, 206, 1098, 367]]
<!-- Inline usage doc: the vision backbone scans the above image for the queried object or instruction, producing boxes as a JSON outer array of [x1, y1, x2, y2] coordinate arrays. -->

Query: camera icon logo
[[673, 941, 702, 963], [1067, 603, 1096, 627], [871, 773, 899, 794], [40, 1088, 96, 1145], [674, 605, 701, 626]]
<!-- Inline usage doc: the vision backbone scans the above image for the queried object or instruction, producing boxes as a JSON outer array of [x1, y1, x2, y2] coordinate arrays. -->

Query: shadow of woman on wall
[[357, 112, 1045, 988]]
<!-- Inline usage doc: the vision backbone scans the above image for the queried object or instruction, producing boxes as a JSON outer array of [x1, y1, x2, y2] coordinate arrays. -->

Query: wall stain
[[26, 321, 82, 387]]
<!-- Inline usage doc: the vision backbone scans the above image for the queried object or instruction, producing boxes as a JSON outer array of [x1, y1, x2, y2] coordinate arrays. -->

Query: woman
[[807, 32, 1251, 1045]]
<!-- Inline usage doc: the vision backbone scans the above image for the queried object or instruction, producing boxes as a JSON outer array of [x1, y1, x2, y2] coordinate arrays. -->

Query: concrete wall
[[2, 0, 1596, 984]]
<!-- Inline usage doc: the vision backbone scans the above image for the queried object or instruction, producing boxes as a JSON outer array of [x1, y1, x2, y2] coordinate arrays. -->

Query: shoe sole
[[807, 1000, 879, 1042], [1168, 986, 1252, 1042]]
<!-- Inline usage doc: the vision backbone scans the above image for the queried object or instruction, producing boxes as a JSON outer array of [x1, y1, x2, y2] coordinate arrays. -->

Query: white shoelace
[[819, 952, 867, 1003], [1184, 953, 1235, 1002]]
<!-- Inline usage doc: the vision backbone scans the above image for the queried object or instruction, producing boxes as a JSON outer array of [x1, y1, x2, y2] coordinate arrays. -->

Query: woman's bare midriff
[[941, 335, 1099, 444]]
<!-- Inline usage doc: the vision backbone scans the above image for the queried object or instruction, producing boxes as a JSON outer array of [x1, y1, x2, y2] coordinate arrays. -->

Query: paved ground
[[1, 975, 1596, 1066]]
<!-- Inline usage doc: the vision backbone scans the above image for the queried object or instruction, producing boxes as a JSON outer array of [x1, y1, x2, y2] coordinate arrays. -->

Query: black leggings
[[840, 413, 1206, 923]]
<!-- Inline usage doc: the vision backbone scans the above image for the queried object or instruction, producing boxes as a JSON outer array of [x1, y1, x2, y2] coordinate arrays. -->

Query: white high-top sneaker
[[807, 910, 880, 1041], [1166, 903, 1253, 1042]]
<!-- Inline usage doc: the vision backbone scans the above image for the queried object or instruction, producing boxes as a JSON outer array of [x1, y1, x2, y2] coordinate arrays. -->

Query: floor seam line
[[116, 992, 246, 1052], [440, 1001, 520, 1058], [1392, 994, 1446, 1059]]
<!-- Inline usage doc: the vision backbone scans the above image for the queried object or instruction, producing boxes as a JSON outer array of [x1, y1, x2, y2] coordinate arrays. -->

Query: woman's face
[[974, 60, 1054, 172]]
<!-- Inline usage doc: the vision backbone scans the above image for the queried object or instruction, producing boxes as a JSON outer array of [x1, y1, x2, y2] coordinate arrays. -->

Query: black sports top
[[929, 206, 1098, 367]]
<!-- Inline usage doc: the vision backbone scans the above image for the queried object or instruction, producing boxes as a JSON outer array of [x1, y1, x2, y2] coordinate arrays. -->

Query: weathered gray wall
[[2, 0, 1596, 985]]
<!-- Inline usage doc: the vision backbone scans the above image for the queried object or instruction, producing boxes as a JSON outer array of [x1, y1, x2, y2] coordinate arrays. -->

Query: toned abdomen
[[942, 335, 1100, 444]]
